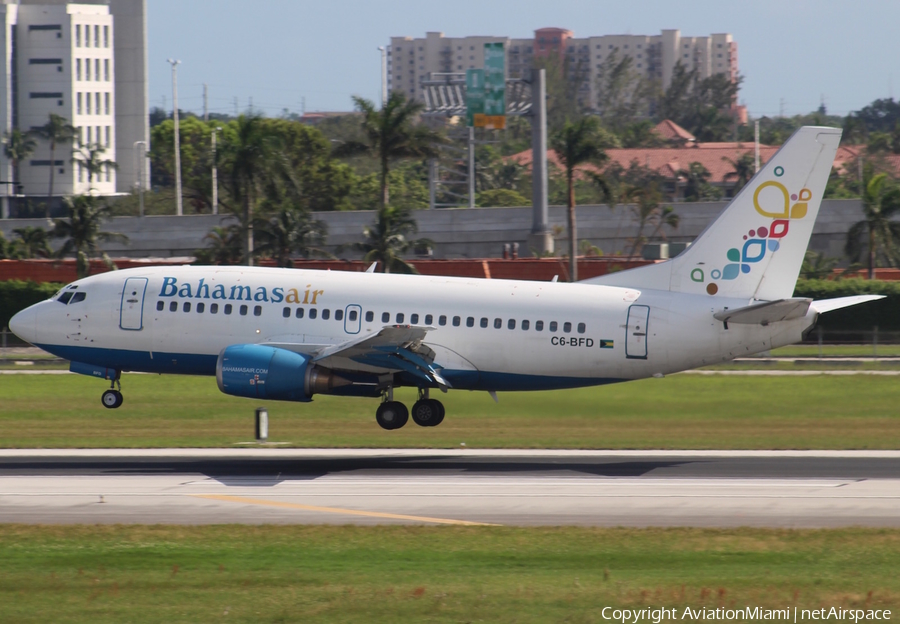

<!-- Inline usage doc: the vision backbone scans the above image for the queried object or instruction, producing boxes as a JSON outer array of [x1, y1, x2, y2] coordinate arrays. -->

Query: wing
[[266, 325, 451, 388]]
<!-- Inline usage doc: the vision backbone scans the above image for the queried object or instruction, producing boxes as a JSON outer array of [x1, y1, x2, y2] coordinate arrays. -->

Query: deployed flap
[[810, 295, 885, 314], [312, 325, 451, 388], [713, 298, 811, 325]]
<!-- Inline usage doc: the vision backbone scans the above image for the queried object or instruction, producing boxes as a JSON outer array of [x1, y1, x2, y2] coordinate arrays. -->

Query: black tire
[[101, 390, 122, 409], [376, 401, 409, 430], [411, 399, 442, 427]]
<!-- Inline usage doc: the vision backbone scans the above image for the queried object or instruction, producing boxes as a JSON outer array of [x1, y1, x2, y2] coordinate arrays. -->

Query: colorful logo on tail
[[690, 167, 811, 296]]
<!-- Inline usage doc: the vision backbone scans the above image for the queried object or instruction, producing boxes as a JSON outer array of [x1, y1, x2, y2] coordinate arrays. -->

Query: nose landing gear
[[101, 373, 124, 409]]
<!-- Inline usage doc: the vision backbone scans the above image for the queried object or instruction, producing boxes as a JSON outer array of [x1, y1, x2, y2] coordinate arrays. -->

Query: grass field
[[1, 373, 898, 449], [0, 525, 896, 623]]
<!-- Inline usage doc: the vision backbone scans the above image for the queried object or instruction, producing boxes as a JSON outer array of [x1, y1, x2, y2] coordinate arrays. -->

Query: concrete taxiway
[[0, 449, 898, 527]]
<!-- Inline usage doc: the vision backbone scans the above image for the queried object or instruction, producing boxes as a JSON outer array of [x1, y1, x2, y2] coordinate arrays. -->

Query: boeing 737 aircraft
[[9, 126, 883, 430]]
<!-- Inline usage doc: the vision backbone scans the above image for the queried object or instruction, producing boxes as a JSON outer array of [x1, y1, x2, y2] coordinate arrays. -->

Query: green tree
[[337, 92, 443, 209], [72, 142, 117, 188], [12, 226, 52, 258], [51, 195, 128, 279], [194, 225, 243, 265], [254, 209, 331, 268], [594, 50, 653, 134], [2, 128, 36, 190], [722, 152, 756, 196], [677, 162, 721, 201], [0, 230, 22, 259], [225, 114, 275, 266], [34, 114, 77, 215], [475, 188, 530, 207], [550, 116, 614, 281], [353, 205, 427, 274], [845, 170, 900, 279]]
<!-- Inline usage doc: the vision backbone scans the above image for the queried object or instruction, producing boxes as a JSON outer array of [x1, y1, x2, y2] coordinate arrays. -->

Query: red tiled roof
[[653, 119, 695, 142]]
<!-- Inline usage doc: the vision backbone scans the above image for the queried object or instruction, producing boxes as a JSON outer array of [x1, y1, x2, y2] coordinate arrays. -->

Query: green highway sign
[[465, 69, 484, 127], [483, 42, 506, 123]]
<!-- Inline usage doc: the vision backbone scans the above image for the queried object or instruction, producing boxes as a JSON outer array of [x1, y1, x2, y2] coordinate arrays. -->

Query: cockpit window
[[57, 292, 74, 305], [70, 292, 86, 304]]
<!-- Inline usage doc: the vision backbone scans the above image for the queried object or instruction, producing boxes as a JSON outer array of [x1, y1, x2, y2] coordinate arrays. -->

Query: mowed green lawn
[[0, 525, 897, 624], [1, 373, 898, 448]]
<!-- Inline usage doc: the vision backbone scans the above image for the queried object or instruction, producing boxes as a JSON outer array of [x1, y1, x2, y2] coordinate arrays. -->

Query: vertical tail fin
[[586, 126, 842, 300]]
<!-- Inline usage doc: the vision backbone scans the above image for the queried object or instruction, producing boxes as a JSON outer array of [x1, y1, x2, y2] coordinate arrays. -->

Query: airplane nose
[[9, 305, 37, 344]]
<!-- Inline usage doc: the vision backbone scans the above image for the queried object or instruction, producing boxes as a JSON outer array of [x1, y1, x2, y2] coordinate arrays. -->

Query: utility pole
[[211, 127, 220, 215], [133, 140, 147, 217], [378, 46, 388, 106], [530, 69, 551, 254], [167, 58, 183, 216], [467, 126, 475, 209], [754, 119, 760, 173], [203, 83, 208, 122]]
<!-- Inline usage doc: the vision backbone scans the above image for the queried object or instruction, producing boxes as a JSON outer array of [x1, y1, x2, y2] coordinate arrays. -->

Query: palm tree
[[51, 194, 128, 279], [353, 204, 427, 274], [195, 225, 244, 265], [722, 152, 756, 196], [336, 92, 443, 209], [226, 114, 274, 266], [12, 226, 52, 258], [0, 230, 22, 259], [550, 116, 612, 282], [72, 142, 117, 189], [3, 128, 37, 189], [845, 170, 900, 279], [254, 209, 332, 268], [34, 114, 77, 216], [677, 162, 719, 201]]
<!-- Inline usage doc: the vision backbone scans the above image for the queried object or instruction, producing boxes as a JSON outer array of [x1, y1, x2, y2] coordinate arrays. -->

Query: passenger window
[[296, 308, 304, 319], [454, 316, 461, 327], [425, 314, 433, 325], [563, 322, 572, 333], [396, 313, 404, 324], [411, 313, 419, 324], [210, 303, 218, 314], [550, 321, 558, 332], [169, 301, 177, 312], [508, 319, 516, 330], [522, 320, 530, 330], [282, 307, 290, 318], [439, 315, 447, 326], [156, 301, 164, 311], [365, 311, 374, 322], [480, 318, 488, 328], [382, 312, 390, 323], [466, 317, 474, 327], [309, 308, 318, 319], [493, 318, 502, 329], [536, 320, 544, 331], [335, 309, 343, 321], [577, 322, 586, 334], [322, 309, 331, 320], [224, 304, 232, 315], [239, 305, 248, 316], [197, 303, 205, 313], [349, 310, 358, 322], [254, 306, 262, 317]]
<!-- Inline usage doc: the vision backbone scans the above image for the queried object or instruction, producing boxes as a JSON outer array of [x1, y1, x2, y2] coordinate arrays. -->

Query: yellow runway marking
[[192, 494, 499, 526]]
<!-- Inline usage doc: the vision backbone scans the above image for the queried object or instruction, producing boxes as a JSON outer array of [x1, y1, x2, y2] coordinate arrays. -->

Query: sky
[[148, 0, 900, 120]]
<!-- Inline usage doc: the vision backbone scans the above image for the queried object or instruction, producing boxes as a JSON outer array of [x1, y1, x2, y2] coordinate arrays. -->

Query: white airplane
[[9, 126, 882, 430]]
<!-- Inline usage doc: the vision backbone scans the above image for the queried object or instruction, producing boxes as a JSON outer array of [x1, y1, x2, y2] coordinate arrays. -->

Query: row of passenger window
[[156, 300, 262, 317]]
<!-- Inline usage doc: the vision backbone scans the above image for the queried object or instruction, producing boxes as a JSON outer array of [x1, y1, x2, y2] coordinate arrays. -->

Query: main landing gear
[[101, 373, 124, 409], [375, 388, 444, 430]]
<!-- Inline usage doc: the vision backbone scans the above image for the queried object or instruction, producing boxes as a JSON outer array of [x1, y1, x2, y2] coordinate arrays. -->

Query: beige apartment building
[[388, 28, 738, 111]]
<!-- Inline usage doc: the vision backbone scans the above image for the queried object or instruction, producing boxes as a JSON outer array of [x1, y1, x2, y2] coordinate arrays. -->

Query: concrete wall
[[0, 199, 865, 261]]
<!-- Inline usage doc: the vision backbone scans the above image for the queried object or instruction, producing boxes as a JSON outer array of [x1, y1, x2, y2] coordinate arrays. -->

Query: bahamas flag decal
[[600, 340, 615, 349]]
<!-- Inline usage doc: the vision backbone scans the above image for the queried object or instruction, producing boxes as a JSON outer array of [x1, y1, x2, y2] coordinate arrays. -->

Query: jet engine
[[216, 344, 348, 402]]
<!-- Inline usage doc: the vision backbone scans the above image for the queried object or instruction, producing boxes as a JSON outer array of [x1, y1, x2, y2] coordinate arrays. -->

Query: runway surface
[[1, 449, 898, 528]]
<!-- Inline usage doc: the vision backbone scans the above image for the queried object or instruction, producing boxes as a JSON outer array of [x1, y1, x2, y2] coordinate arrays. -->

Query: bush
[[0, 281, 61, 330], [794, 278, 900, 331]]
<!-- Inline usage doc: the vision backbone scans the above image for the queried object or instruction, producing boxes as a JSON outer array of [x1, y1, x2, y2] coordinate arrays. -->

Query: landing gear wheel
[[376, 401, 409, 430], [412, 399, 445, 427], [101, 389, 123, 409]]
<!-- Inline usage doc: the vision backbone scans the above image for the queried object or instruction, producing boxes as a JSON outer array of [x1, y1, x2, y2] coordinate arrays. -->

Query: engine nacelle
[[216, 344, 347, 402]]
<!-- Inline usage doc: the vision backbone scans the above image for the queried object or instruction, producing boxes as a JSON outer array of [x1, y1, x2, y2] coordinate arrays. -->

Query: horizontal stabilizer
[[713, 298, 812, 325], [810, 295, 885, 314]]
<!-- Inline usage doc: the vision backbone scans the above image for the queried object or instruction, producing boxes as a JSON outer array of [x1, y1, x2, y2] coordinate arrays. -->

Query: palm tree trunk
[[244, 193, 254, 267], [567, 172, 577, 282], [46, 140, 56, 218], [381, 155, 389, 209], [868, 227, 875, 280]]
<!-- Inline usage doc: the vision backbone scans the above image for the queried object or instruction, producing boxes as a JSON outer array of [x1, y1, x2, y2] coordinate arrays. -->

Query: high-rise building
[[388, 28, 738, 111], [0, 0, 147, 217]]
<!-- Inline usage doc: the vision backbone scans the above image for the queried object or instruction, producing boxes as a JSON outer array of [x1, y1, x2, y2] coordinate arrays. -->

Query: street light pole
[[167, 58, 183, 216], [211, 127, 221, 216], [133, 140, 147, 217], [378, 46, 387, 106]]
